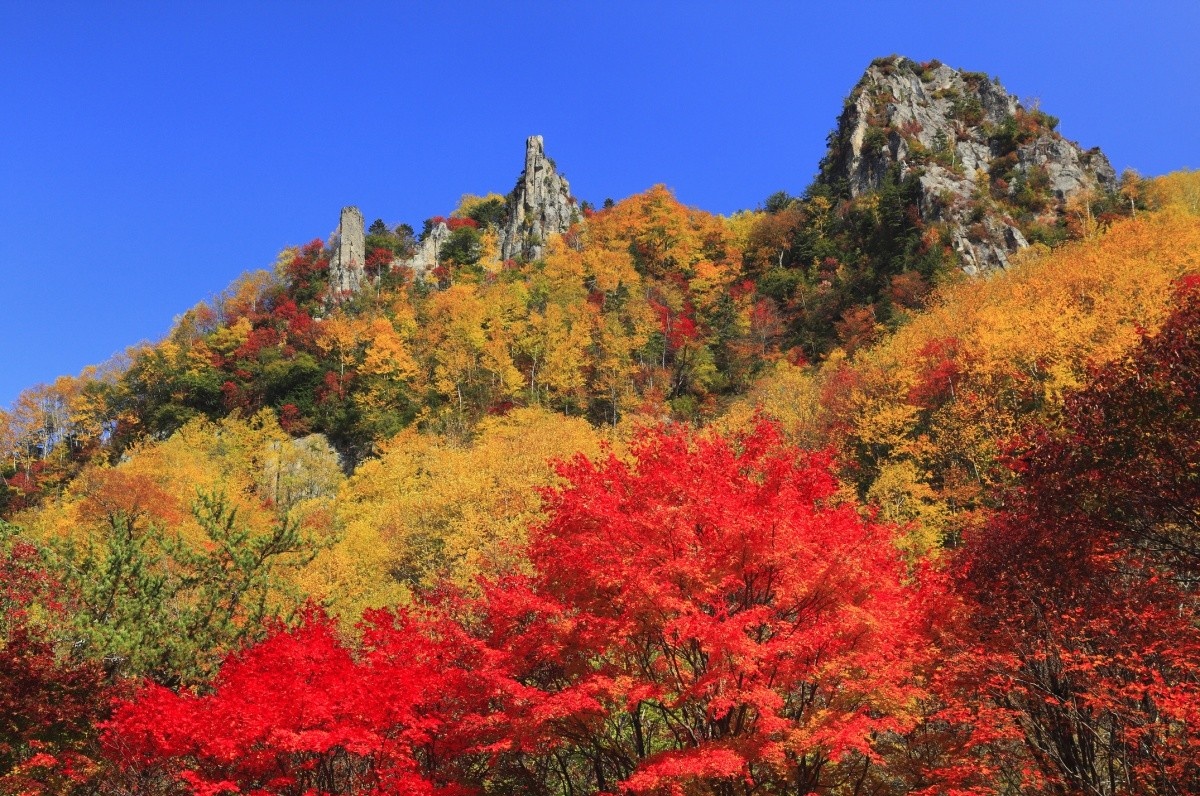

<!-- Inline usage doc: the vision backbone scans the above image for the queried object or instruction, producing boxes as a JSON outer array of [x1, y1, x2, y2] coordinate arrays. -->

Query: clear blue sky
[[2, 1, 1197, 408]]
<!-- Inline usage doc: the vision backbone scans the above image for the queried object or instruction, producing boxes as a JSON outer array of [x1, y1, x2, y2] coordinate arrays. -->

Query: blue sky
[[2, 1, 1198, 407]]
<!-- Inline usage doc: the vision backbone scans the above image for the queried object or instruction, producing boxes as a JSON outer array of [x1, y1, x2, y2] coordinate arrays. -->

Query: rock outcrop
[[820, 56, 1116, 273], [498, 135, 577, 262], [332, 137, 578, 289], [328, 206, 366, 299], [402, 221, 450, 283]]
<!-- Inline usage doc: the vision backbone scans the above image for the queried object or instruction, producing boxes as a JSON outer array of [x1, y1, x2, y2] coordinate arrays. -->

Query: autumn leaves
[[104, 423, 947, 795], [3, 171, 1200, 794]]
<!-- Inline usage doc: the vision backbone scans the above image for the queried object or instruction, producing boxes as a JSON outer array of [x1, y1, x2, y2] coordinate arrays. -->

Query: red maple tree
[[105, 607, 499, 796], [957, 276, 1200, 794], [473, 422, 940, 795]]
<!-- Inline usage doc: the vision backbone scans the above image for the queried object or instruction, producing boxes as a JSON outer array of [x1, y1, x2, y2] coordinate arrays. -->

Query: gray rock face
[[328, 206, 366, 299], [1017, 135, 1117, 201], [822, 57, 1116, 274], [498, 135, 577, 262], [399, 221, 450, 283]]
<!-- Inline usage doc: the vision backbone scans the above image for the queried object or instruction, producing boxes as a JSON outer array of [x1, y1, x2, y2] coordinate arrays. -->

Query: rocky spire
[[498, 135, 577, 262], [820, 56, 1116, 274], [328, 206, 366, 300]]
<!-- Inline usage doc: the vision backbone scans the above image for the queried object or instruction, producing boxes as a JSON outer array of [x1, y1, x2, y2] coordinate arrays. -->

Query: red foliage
[[431, 264, 451, 287], [908, 336, 967, 409], [473, 422, 939, 794], [648, 298, 699, 352], [956, 277, 1200, 793], [5, 469, 40, 511], [748, 297, 785, 354], [105, 608, 497, 796], [888, 270, 930, 309], [317, 370, 353, 405], [1, 533, 113, 794], [104, 423, 968, 795], [817, 358, 863, 440], [270, 298, 301, 322], [834, 303, 878, 354], [729, 279, 756, 300], [277, 404, 305, 435], [220, 380, 248, 412], [485, 400, 514, 417], [365, 247, 393, 279], [233, 326, 281, 362], [284, 240, 330, 286]]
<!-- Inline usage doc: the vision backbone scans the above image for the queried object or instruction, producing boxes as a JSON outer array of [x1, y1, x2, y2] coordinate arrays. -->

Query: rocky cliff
[[328, 206, 366, 300], [498, 135, 577, 262], [820, 56, 1116, 273]]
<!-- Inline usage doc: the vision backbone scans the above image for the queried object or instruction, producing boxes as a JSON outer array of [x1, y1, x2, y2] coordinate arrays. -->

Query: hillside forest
[[3, 57, 1200, 796]]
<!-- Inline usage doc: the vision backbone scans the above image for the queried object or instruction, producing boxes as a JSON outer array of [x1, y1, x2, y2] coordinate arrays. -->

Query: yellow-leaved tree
[[18, 410, 342, 554], [297, 407, 608, 621]]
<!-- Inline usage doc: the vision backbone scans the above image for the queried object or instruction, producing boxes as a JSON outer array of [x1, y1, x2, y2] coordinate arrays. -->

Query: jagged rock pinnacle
[[498, 135, 577, 262], [328, 206, 366, 300]]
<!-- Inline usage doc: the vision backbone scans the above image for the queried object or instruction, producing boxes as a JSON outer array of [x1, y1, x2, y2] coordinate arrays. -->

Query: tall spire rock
[[819, 56, 1116, 274], [328, 206, 366, 300], [498, 135, 577, 262]]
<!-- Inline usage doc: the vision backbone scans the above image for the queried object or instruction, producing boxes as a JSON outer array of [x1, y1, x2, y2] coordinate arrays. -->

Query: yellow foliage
[[736, 208, 1200, 549], [18, 411, 344, 620], [719, 355, 835, 451], [19, 409, 342, 548], [589, 185, 741, 294], [302, 407, 606, 621], [518, 302, 591, 405], [478, 228, 500, 267], [218, 270, 276, 320], [260, 433, 344, 515], [1146, 170, 1200, 215], [361, 317, 418, 379], [722, 210, 764, 251], [208, 316, 252, 357], [314, 314, 368, 377], [866, 460, 951, 558]]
